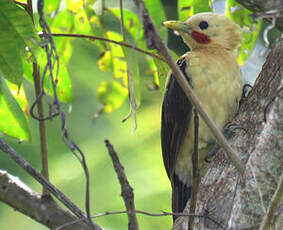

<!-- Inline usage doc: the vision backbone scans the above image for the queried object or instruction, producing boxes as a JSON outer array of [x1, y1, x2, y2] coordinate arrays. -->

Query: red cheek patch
[[191, 31, 211, 44]]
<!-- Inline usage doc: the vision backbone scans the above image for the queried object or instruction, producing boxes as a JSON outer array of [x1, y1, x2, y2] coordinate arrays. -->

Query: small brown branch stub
[[104, 139, 139, 230]]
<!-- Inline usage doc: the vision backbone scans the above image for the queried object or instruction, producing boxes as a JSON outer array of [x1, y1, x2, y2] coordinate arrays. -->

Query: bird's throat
[[191, 31, 211, 44]]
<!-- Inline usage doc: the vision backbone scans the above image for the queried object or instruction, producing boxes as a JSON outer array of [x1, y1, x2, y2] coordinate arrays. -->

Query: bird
[[161, 12, 243, 221]]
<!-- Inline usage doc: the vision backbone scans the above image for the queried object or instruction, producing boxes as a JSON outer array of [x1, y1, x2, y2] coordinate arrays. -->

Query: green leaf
[[226, 0, 261, 65], [45, 39, 73, 103], [98, 51, 112, 72], [66, 0, 84, 13], [24, 38, 73, 103], [0, 0, 39, 85], [96, 80, 128, 113], [152, 58, 169, 91], [44, 0, 61, 14], [54, 65, 72, 103], [178, 0, 212, 21], [144, 0, 167, 42], [109, 8, 142, 41], [74, 9, 92, 34], [0, 74, 31, 141], [51, 9, 74, 33], [106, 31, 127, 83]]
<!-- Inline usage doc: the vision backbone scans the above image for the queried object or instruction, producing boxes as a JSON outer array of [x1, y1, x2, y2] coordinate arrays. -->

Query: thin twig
[[56, 209, 224, 230], [104, 140, 139, 230], [188, 109, 200, 230], [33, 63, 50, 196], [134, 0, 245, 176], [119, 0, 138, 133], [38, 32, 165, 62], [259, 174, 283, 230], [35, 0, 94, 226], [26, 0, 50, 196]]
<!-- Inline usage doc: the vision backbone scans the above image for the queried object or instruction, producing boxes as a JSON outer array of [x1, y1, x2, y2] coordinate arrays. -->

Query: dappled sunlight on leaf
[[98, 51, 112, 72], [0, 75, 30, 141], [106, 31, 127, 82], [96, 80, 128, 113], [67, 0, 84, 14], [74, 9, 92, 34], [110, 8, 142, 41], [51, 9, 74, 33]]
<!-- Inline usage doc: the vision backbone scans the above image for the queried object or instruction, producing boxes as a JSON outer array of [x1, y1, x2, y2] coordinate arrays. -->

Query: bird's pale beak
[[163, 21, 191, 34]]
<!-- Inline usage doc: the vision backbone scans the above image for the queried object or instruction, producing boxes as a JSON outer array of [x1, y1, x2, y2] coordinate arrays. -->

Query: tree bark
[[0, 170, 93, 230], [175, 33, 283, 230], [236, 0, 283, 32]]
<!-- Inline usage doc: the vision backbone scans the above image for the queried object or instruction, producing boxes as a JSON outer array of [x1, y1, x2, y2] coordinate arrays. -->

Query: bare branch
[[236, 0, 283, 31], [259, 174, 283, 230], [26, 0, 50, 196], [0, 138, 102, 230], [104, 140, 139, 230], [133, 0, 245, 175], [0, 170, 91, 230], [188, 110, 200, 230]]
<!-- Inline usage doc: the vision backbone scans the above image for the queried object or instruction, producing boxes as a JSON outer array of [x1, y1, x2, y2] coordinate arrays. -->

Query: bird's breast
[[186, 51, 242, 142], [175, 50, 242, 185]]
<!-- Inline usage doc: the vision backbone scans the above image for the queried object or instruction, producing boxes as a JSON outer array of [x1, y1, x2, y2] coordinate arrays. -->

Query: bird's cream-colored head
[[164, 13, 242, 51]]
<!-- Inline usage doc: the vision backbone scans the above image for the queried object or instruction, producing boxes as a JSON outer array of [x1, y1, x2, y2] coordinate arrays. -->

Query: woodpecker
[[161, 13, 243, 220]]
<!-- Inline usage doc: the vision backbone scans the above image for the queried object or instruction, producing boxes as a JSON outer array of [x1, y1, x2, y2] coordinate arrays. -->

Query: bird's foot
[[205, 124, 246, 163], [239, 83, 253, 106], [205, 140, 219, 163]]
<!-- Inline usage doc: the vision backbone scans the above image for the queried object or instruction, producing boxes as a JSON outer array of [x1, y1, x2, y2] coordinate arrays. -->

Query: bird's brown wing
[[161, 56, 193, 218], [161, 56, 193, 180]]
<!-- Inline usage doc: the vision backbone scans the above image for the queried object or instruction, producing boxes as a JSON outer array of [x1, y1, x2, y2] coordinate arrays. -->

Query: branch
[[38, 32, 165, 62], [134, 0, 245, 176], [104, 140, 139, 230], [188, 110, 200, 230], [185, 34, 283, 229], [236, 0, 283, 31], [27, 0, 50, 196], [260, 174, 283, 230], [0, 170, 91, 230], [0, 138, 102, 230]]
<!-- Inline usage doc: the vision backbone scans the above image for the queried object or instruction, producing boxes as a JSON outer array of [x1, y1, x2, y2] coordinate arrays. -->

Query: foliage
[[0, 1, 262, 228], [0, 0, 261, 140]]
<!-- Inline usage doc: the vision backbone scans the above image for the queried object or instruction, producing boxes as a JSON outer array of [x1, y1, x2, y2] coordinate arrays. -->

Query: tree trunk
[[175, 34, 283, 230]]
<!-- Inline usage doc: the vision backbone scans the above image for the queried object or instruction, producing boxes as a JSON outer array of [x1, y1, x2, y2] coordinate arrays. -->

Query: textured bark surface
[[236, 0, 283, 32], [0, 170, 91, 230], [175, 35, 283, 230]]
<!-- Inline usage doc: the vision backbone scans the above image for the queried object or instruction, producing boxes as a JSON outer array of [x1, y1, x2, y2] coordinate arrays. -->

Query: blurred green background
[[0, 37, 172, 229]]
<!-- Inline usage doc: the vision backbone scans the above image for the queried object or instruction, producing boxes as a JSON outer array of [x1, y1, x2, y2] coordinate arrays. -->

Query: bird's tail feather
[[172, 174, 191, 222]]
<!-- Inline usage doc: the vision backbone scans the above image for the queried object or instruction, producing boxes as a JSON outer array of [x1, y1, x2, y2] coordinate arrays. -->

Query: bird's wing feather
[[161, 56, 193, 180]]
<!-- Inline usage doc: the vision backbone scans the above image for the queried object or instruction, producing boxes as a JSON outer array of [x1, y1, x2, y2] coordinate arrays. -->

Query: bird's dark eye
[[199, 21, 209, 30]]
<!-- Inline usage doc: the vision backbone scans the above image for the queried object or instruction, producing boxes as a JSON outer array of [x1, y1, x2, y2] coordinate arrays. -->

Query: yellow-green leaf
[[0, 74, 30, 141], [0, 0, 39, 85], [106, 32, 127, 83], [96, 80, 128, 113], [66, 0, 84, 13]]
